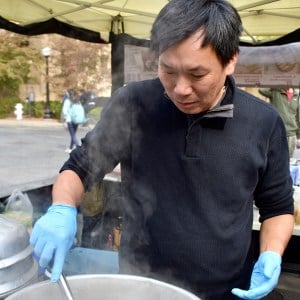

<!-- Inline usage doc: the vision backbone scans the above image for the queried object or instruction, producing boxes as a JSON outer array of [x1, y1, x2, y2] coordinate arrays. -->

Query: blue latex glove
[[30, 204, 77, 282], [231, 251, 281, 299]]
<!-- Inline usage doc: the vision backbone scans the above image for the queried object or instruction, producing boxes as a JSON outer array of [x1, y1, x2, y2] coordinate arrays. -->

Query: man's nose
[[174, 76, 192, 96]]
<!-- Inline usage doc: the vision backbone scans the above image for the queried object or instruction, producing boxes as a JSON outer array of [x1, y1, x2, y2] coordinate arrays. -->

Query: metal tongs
[[45, 269, 75, 300], [58, 273, 75, 300]]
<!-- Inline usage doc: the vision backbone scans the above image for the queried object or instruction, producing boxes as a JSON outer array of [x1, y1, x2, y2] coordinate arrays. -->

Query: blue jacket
[[62, 97, 72, 123]]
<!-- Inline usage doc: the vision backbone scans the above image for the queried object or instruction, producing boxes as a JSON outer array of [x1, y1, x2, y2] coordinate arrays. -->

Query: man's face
[[158, 31, 237, 114]]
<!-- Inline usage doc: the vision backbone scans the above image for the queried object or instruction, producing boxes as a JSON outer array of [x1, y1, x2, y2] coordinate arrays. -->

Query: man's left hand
[[231, 251, 281, 299]]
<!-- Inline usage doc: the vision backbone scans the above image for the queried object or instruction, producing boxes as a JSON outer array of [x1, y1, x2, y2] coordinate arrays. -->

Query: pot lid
[[0, 215, 30, 262]]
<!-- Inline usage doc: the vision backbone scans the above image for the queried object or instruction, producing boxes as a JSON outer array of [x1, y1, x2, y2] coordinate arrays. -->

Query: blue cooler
[[63, 247, 119, 276]]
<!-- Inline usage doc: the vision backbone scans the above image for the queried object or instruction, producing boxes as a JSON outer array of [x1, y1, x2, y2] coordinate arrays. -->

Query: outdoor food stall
[[0, 1, 299, 298]]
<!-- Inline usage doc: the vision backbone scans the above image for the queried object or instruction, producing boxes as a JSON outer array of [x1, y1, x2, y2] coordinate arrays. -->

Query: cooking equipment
[[6, 274, 201, 300], [0, 215, 38, 299], [45, 267, 74, 299], [58, 273, 74, 300]]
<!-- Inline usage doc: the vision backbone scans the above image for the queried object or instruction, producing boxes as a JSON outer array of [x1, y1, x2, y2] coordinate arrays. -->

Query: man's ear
[[226, 53, 238, 76]]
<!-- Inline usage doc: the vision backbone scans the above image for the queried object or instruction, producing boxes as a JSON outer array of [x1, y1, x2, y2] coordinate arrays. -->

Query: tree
[[0, 31, 41, 98], [0, 30, 111, 101], [53, 35, 111, 94]]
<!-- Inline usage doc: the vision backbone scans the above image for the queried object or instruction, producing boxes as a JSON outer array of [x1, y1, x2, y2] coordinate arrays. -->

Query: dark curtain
[[239, 28, 300, 46], [0, 16, 106, 44]]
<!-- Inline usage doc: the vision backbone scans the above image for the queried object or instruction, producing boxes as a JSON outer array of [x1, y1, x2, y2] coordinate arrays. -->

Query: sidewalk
[[0, 117, 63, 127], [0, 117, 119, 199], [0, 118, 87, 199]]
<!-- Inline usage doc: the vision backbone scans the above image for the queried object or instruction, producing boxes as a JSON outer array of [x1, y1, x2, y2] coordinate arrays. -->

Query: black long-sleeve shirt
[[61, 76, 293, 299]]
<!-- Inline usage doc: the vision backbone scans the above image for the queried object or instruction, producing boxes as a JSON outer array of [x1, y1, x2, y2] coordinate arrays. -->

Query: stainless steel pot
[[0, 215, 38, 299], [6, 274, 201, 300]]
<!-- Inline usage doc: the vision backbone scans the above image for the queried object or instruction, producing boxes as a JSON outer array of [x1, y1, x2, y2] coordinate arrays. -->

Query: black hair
[[68, 89, 79, 103], [150, 0, 243, 66]]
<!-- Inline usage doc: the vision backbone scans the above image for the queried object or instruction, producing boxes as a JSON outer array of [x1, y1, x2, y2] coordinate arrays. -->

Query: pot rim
[[6, 274, 201, 300], [0, 245, 32, 269]]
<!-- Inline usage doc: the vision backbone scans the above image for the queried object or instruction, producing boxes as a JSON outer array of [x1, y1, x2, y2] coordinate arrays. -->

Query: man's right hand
[[30, 204, 77, 282]]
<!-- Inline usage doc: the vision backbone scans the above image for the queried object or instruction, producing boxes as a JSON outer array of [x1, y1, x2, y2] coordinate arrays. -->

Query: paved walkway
[[0, 117, 64, 127], [0, 117, 90, 199], [0, 117, 120, 200]]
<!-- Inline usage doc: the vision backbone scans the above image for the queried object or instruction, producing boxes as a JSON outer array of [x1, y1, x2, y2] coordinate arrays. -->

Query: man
[[259, 87, 300, 158], [30, 1, 294, 299]]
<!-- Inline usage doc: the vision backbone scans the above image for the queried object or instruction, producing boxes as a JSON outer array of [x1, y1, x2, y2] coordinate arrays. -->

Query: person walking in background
[[27, 87, 35, 117], [30, 1, 294, 299], [60, 90, 70, 123], [62, 89, 80, 153], [259, 87, 300, 158]]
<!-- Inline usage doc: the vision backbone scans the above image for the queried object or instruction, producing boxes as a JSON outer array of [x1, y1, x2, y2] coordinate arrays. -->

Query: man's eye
[[191, 74, 204, 79], [164, 70, 175, 75]]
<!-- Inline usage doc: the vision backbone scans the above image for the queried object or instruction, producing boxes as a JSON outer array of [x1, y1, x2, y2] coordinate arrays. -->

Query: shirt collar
[[189, 76, 235, 120]]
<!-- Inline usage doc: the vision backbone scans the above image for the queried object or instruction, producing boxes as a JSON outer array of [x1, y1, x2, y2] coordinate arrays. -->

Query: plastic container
[[290, 165, 299, 186], [4, 190, 33, 233]]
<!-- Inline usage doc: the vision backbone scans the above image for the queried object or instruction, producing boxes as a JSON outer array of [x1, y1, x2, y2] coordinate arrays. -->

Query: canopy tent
[[0, 0, 299, 89], [0, 0, 299, 44]]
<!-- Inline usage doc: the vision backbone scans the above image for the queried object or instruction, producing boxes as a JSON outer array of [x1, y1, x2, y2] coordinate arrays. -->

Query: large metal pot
[[6, 274, 201, 300], [0, 215, 38, 299]]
